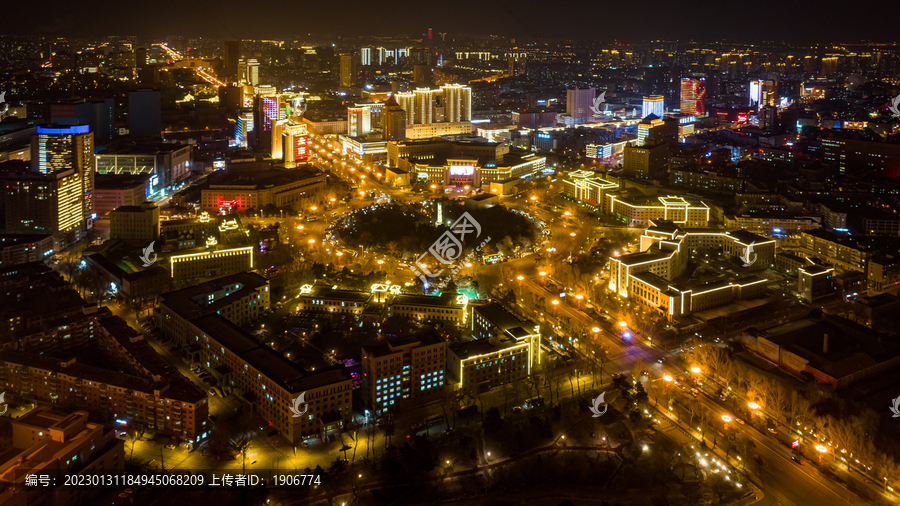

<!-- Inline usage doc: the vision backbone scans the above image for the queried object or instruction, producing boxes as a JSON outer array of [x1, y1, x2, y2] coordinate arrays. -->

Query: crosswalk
[[761, 482, 798, 506]]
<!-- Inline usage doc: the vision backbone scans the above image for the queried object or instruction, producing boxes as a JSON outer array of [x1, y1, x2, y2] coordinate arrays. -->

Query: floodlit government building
[[608, 221, 773, 321]]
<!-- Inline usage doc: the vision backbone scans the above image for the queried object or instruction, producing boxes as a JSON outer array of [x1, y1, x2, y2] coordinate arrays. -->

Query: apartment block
[[156, 272, 270, 345], [0, 408, 124, 506], [185, 314, 352, 444], [361, 334, 446, 415], [0, 349, 208, 439]]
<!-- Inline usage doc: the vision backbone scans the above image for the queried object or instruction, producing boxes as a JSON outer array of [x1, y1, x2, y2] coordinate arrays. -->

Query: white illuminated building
[[608, 221, 773, 321]]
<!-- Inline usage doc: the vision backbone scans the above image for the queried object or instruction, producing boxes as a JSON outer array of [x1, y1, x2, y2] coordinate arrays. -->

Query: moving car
[[791, 456, 804, 465], [767, 427, 777, 434]]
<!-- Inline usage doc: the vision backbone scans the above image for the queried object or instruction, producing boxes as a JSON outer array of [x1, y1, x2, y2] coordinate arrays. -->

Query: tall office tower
[[128, 90, 162, 136], [441, 84, 472, 122], [252, 92, 283, 154], [15, 125, 96, 243], [759, 105, 778, 131], [224, 40, 240, 82], [508, 57, 515, 76], [413, 64, 431, 87], [641, 95, 664, 119], [382, 95, 406, 141], [247, 59, 259, 86], [236, 111, 253, 147], [361, 47, 372, 66], [821, 57, 838, 77], [749, 80, 761, 107], [50, 98, 115, 141], [282, 123, 309, 167], [347, 106, 372, 137], [750, 80, 777, 107], [395, 47, 409, 61], [339, 53, 355, 87], [375, 47, 386, 65], [566, 87, 596, 119], [679, 78, 706, 116], [395, 92, 416, 125], [413, 88, 437, 124]]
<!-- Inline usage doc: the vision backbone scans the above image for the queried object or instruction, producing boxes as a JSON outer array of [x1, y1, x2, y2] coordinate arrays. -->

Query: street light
[[721, 415, 732, 430], [690, 367, 701, 374], [618, 321, 627, 328], [575, 294, 583, 308], [517, 275, 524, 281], [814, 444, 829, 463], [377, 259, 384, 270], [539, 271, 546, 282], [552, 300, 559, 314]]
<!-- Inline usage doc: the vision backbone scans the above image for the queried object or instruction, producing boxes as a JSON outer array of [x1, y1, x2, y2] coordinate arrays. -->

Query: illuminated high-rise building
[[252, 92, 284, 154], [566, 87, 596, 119], [283, 123, 309, 168], [382, 95, 406, 141], [360, 47, 372, 66], [237, 111, 253, 147], [821, 57, 838, 77], [642, 95, 664, 119], [7, 125, 97, 245], [441, 84, 472, 122], [679, 78, 706, 116], [414, 88, 437, 124], [348, 105, 372, 137], [749, 79, 777, 107], [395, 92, 416, 125], [339, 53, 355, 87]]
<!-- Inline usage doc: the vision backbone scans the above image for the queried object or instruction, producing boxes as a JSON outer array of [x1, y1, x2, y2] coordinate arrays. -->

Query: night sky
[[5, 0, 897, 43]]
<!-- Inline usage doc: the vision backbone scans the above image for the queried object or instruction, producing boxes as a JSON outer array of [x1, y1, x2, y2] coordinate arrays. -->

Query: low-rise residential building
[[109, 202, 160, 242], [361, 334, 446, 416], [0, 349, 208, 439], [156, 272, 270, 345], [0, 408, 125, 506], [185, 314, 352, 443], [0, 234, 55, 267], [93, 174, 150, 214]]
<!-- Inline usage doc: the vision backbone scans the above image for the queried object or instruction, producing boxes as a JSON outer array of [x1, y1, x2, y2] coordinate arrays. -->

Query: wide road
[[689, 381, 869, 506]]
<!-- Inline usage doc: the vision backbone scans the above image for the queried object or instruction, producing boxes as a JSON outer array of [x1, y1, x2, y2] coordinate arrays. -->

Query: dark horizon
[[4, 0, 899, 44]]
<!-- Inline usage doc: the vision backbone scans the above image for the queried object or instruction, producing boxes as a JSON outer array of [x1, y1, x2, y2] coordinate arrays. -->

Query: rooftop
[[159, 272, 268, 320], [762, 315, 900, 379], [190, 314, 348, 394]]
